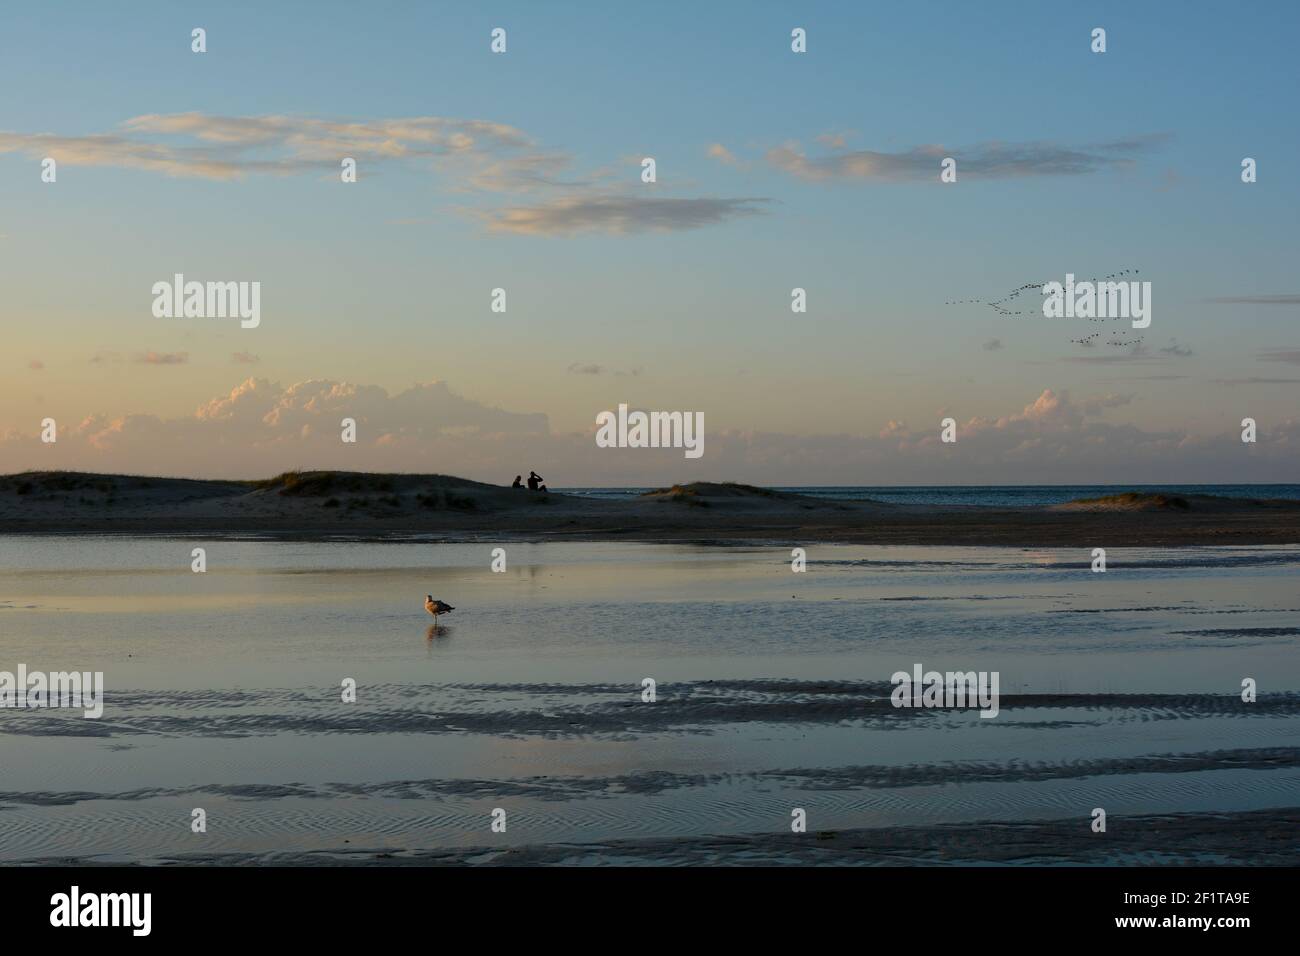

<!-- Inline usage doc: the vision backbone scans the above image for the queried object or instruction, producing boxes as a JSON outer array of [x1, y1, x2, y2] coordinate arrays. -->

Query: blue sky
[[2, 1, 1298, 482]]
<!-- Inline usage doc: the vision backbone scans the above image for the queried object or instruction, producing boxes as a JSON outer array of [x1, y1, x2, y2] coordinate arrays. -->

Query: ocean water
[[1, 536, 1298, 865], [557, 484, 1300, 507]]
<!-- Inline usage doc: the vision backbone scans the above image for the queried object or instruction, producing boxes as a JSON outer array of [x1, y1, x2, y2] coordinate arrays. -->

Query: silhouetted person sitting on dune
[[511, 475, 523, 488], [527, 471, 543, 491]]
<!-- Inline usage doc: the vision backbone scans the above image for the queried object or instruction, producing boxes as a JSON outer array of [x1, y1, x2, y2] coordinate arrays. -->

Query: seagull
[[424, 595, 455, 620]]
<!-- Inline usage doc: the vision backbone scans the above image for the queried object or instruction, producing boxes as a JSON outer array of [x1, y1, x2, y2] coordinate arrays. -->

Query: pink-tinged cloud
[[2, 383, 1298, 484], [135, 351, 189, 365], [1, 113, 768, 237], [0, 113, 536, 182], [705, 143, 741, 166]]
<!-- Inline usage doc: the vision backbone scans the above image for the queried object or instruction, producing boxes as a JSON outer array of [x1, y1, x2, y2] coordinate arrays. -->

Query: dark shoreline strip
[[18, 807, 1300, 866]]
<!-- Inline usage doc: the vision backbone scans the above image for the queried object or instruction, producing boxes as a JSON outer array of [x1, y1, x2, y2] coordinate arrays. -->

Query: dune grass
[[643, 485, 710, 507], [255, 470, 396, 497], [1070, 492, 1191, 510]]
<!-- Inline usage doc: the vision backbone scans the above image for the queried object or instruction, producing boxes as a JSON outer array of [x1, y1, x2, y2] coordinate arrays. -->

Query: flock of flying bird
[[945, 270, 1145, 350]]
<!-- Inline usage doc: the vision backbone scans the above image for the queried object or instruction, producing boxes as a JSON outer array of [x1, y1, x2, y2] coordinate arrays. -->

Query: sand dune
[[3, 471, 1299, 546], [1051, 491, 1299, 513]]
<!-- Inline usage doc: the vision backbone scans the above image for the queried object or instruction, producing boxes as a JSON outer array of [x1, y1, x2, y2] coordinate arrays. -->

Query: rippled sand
[[2, 538, 1298, 864]]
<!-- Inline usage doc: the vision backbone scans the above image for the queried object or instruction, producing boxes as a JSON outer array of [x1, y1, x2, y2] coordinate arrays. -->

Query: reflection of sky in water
[[2, 537, 1298, 862], [3, 538, 1298, 690]]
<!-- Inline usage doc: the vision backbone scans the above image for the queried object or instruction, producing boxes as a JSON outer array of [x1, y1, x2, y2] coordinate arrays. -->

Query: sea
[[555, 484, 1300, 506]]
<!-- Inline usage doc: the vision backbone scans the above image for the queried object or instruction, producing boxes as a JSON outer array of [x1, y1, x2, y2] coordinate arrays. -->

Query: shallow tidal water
[[2, 537, 1298, 865]]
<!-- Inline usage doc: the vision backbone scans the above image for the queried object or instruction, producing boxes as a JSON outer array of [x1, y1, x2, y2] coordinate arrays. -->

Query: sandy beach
[[4, 471, 1300, 546]]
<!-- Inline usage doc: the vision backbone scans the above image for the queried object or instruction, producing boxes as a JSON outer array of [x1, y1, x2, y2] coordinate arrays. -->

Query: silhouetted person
[[511, 475, 523, 488], [527, 471, 543, 491]]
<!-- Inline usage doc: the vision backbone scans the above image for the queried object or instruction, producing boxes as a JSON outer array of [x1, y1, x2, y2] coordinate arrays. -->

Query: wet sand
[[6, 676, 1298, 866], [5, 532, 1298, 866], [41, 807, 1290, 867], [4, 471, 1300, 546]]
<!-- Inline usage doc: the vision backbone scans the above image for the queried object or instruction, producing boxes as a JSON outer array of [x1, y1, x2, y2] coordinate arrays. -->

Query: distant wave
[[557, 484, 1300, 507]]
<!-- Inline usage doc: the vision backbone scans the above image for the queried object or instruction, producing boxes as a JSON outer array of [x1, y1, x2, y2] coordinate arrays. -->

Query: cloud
[[567, 362, 642, 377], [1206, 295, 1300, 305], [1213, 377, 1300, 386], [0, 113, 539, 183], [4, 113, 771, 239], [706, 143, 741, 166], [1159, 338, 1194, 357], [125, 113, 529, 151], [0, 131, 259, 181], [1095, 374, 1189, 382], [463, 152, 587, 192], [196, 378, 546, 435], [232, 351, 261, 365], [1156, 167, 1183, 191], [1081, 393, 1135, 414], [765, 134, 1170, 183], [481, 195, 771, 236], [95, 349, 197, 366], [1257, 348, 1300, 365], [982, 338, 1003, 351], [0, 377, 551, 478], [816, 132, 853, 149], [4, 382, 1299, 484], [693, 388, 1299, 484], [134, 351, 189, 365]]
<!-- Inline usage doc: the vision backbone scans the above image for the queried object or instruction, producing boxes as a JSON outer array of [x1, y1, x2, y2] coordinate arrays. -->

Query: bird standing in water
[[424, 595, 454, 620]]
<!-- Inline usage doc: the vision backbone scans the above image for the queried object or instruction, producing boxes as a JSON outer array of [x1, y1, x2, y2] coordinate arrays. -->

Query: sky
[[2, 0, 1298, 484]]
